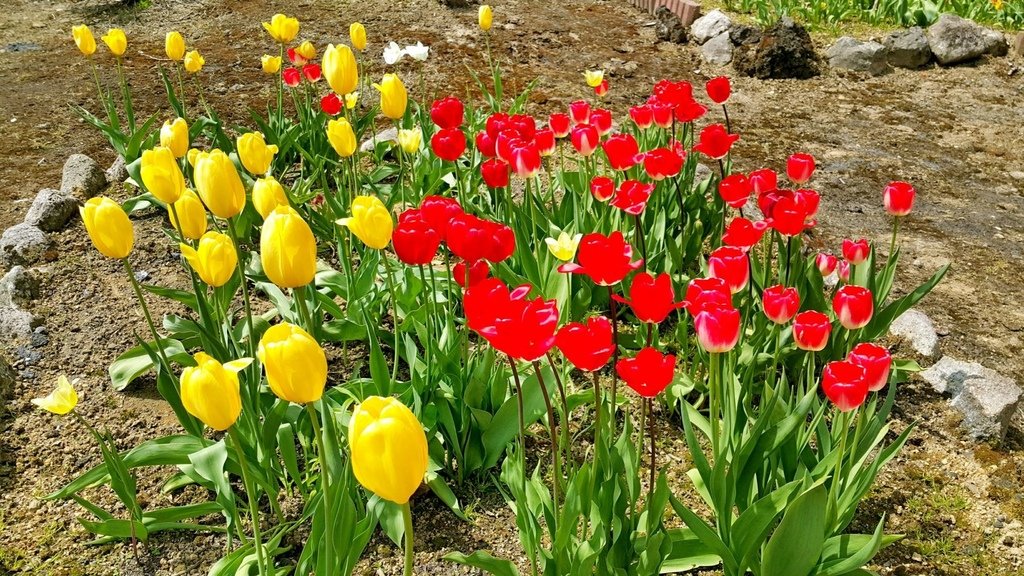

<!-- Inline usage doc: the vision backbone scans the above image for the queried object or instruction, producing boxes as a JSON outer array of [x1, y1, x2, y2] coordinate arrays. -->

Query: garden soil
[[1, 0, 1023, 574]]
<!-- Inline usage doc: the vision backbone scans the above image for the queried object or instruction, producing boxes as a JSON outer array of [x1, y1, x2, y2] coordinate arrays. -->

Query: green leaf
[[108, 339, 190, 391], [660, 528, 721, 573], [762, 484, 827, 576], [481, 371, 547, 469], [444, 551, 520, 576]]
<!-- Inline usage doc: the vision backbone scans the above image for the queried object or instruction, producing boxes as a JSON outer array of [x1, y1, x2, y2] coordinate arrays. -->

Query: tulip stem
[[889, 217, 900, 267], [545, 352, 571, 475], [123, 259, 172, 376], [226, 220, 259, 391], [401, 501, 415, 576], [305, 402, 335, 572], [228, 427, 267, 576], [381, 252, 402, 384], [607, 286, 620, 429], [648, 398, 657, 499], [532, 361, 561, 526], [295, 284, 315, 335], [634, 214, 648, 267], [826, 409, 851, 530]]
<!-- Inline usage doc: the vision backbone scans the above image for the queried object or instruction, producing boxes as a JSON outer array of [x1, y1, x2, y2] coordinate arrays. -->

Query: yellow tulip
[[544, 231, 582, 261], [180, 353, 251, 431], [252, 176, 289, 220], [322, 43, 358, 97], [261, 54, 282, 74], [160, 117, 189, 158], [373, 73, 407, 121], [397, 128, 421, 154], [583, 70, 604, 88], [72, 25, 96, 57], [262, 14, 299, 44], [294, 40, 315, 62], [349, 22, 367, 51], [257, 323, 327, 404], [479, 5, 493, 31], [349, 396, 428, 505], [180, 232, 237, 287], [236, 132, 278, 176], [194, 149, 246, 219], [261, 206, 317, 288], [326, 118, 356, 158], [165, 31, 185, 61], [344, 91, 359, 110], [186, 147, 201, 167], [101, 28, 126, 57], [169, 189, 208, 241], [140, 146, 185, 204], [81, 196, 133, 259], [31, 375, 79, 415], [183, 50, 204, 73], [338, 196, 393, 250]]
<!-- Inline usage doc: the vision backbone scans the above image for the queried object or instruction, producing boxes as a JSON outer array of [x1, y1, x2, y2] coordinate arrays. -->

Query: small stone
[[0, 266, 40, 307], [134, 270, 150, 282], [60, 153, 107, 201], [694, 163, 713, 184], [921, 356, 1021, 440], [927, 14, 1006, 65], [0, 305, 37, 341], [29, 331, 48, 348], [889, 309, 941, 359], [702, 32, 734, 65], [1010, 171, 1024, 181], [359, 127, 398, 154], [1015, 32, 1024, 57], [827, 36, 890, 76], [24, 188, 78, 232], [655, 6, 688, 44], [885, 27, 933, 69], [691, 9, 732, 45], [106, 155, 128, 185], [981, 28, 1009, 57], [0, 223, 54, 268]]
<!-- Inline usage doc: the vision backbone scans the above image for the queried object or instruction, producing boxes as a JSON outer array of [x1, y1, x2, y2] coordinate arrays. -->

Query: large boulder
[[691, 9, 732, 45], [921, 356, 1021, 440], [60, 153, 107, 201], [25, 188, 78, 232], [927, 13, 1008, 65], [827, 36, 890, 75], [0, 224, 53, 268], [702, 32, 734, 65], [884, 27, 933, 69], [733, 17, 820, 79], [655, 6, 688, 44]]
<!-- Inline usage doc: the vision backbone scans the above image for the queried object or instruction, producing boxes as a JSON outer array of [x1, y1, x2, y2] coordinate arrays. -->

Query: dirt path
[[1, 0, 1023, 574]]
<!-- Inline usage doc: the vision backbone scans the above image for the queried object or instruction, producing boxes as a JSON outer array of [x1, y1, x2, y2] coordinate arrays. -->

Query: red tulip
[[465, 279, 559, 362], [590, 176, 615, 203], [722, 217, 768, 251], [571, 125, 599, 156], [590, 109, 613, 135], [475, 131, 496, 157], [708, 246, 750, 294], [651, 102, 673, 129], [594, 79, 609, 97], [495, 129, 521, 163], [454, 259, 490, 288], [694, 304, 740, 353], [706, 76, 731, 104], [509, 114, 536, 140], [884, 181, 916, 217], [642, 147, 683, 180], [749, 168, 778, 194], [302, 63, 322, 83], [842, 238, 870, 265], [549, 113, 571, 138], [485, 113, 510, 138], [510, 143, 542, 179], [613, 272, 683, 324], [821, 360, 868, 412], [682, 277, 732, 315], [535, 128, 556, 157], [793, 310, 832, 351], [610, 180, 654, 215], [795, 188, 820, 220], [569, 100, 591, 125], [602, 133, 640, 171], [674, 99, 707, 123], [558, 231, 642, 286], [693, 124, 739, 160], [848, 342, 892, 392], [556, 316, 615, 372], [718, 173, 752, 208], [419, 195, 463, 242], [431, 128, 467, 162], [282, 67, 301, 87], [762, 192, 811, 237], [762, 285, 800, 324], [651, 79, 693, 106], [616, 347, 676, 398], [816, 252, 838, 276], [320, 93, 342, 116], [481, 158, 510, 188], [286, 47, 307, 65], [786, 153, 815, 184], [464, 277, 512, 332], [833, 285, 873, 330], [630, 105, 654, 129], [393, 212, 441, 265], [430, 96, 465, 129], [837, 260, 851, 283], [447, 213, 492, 263]]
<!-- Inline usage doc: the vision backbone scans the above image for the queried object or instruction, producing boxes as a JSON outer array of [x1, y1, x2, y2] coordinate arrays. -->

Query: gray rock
[[0, 305, 38, 341], [702, 32, 734, 65], [359, 127, 399, 154], [0, 224, 53, 268], [106, 155, 128, 185], [926, 13, 1006, 65], [730, 24, 762, 46], [0, 266, 40, 307], [60, 154, 107, 201], [889, 309, 940, 359], [733, 17, 820, 79], [655, 6, 688, 44], [694, 163, 714, 184], [827, 36, 890, 75], [1015, 32, 1024, 57], [0, 353, 14, 403], [24, 188, 78, 232], [921, 356, 1021, 440], [885, 27, 933, 69], [691, 9, 732, 45]]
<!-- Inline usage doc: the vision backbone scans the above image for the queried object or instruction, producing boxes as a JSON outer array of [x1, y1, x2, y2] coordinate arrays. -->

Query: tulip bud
[[194, 149, 246, 219], [651, 102, 673, 129], [590, 109, 613, 135], [168, 189, 208, 241], [571, 125, 599, 156], [261, 206, 317, 289], [793, 310, 832, 351], [261, 54, 282, 74], [180, 232, 237, 287], [262, 14, 300, 44], [31, 375, 78, 415], [569, 100, 590, 125], [349, 396, 429, 504], [629, 105, 653, 129], [326, 118, 357, 158], [549, 113, 571, 138], [705, 76, 731, 104], [258, 323, 328, 404], [787, 153, 816, 184], [749, 168, 778, 194], [833, 285, 874, 330], [848, 342, 892, 392], [160, 117, 189, 158], [101, 28, 127, 57], [321, 93, 342, 116], [392, 212, 441, 266], [345, 92, 359, 109], [140, 146, 186, 204], [883, 181, 916, 217], [816, 252, 838, 276], [397, 128, 422, 154], [350, 22, 367, 51], [81, 197, 133, 259], [374, 73, 408, 120], [841, 238, 870, 265], [302, 63, 322, 83], [338, 196, 393, 250], [183, 50, 204, 73], [821, 360, 868, 412], [594, 79, 609, 97], [545, 231, 582, 262], [282, 67, 301, 87], [453, 259, 490, 288], [430, 96, 465, 129], [719, 173, 752, 209], [253, 176, 289, 220], [478, 5, 493, 31], [236, 132, 278, 176], [583, 69, 604, 88], [694, 305, 740, 353], [762, 285, 800, 324], [431, 128, 467, 162], [535, 129, 556, 157], [481, 158, 510, 188], [186, 148, 200, 167], [708, 246, 750, 294], [165, 31, 185, 61], [590, 176, 614, 202], [180, 353, 251, 430], [72, 25, 97, 57]]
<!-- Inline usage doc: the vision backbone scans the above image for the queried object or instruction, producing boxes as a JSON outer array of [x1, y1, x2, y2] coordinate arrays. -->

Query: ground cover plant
[[725, 0, 1022, 29]]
